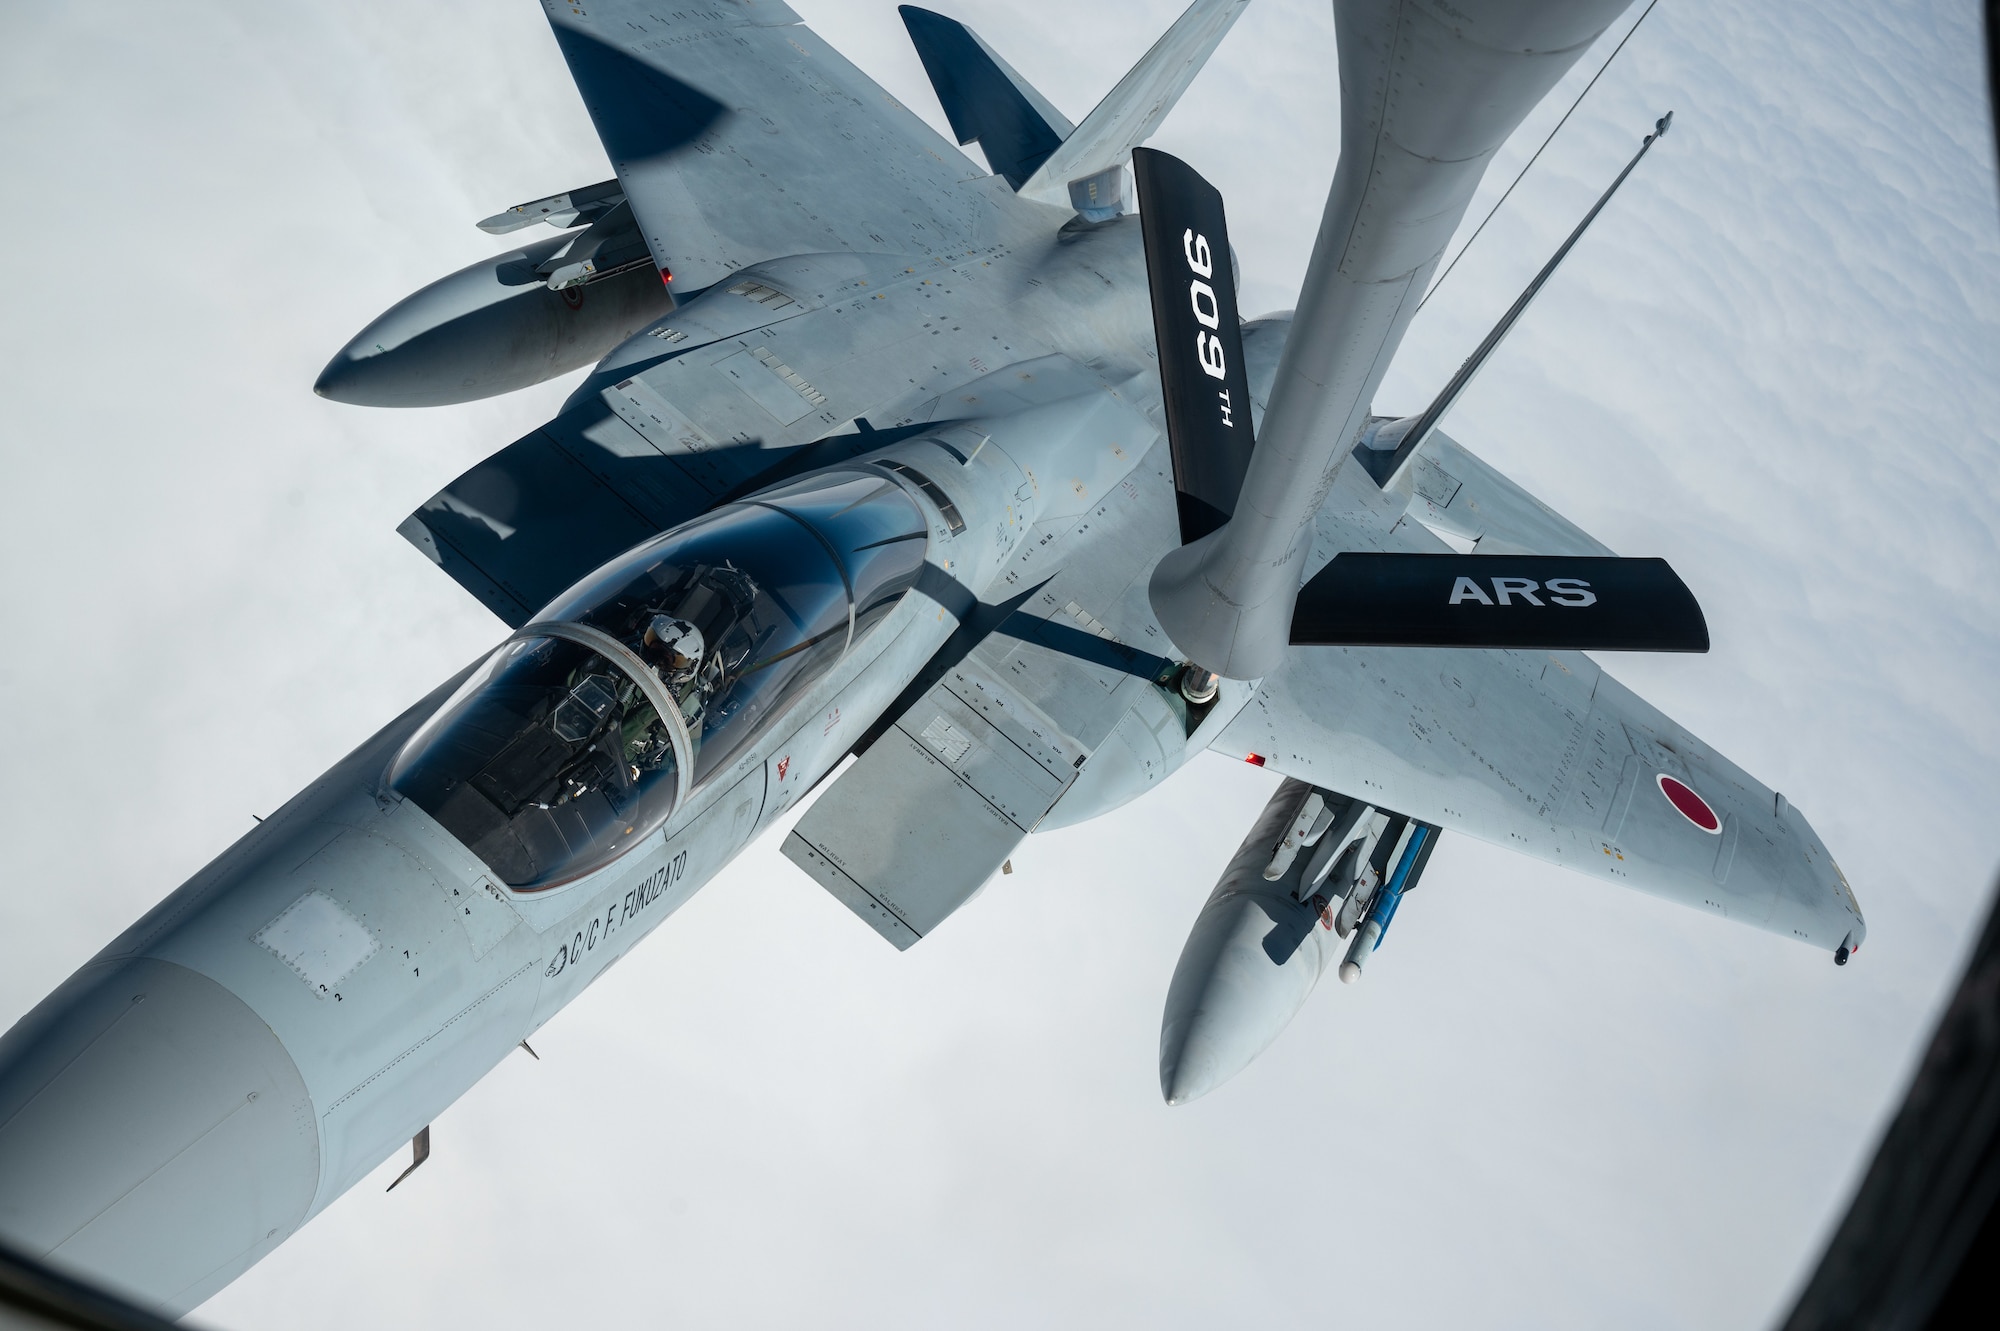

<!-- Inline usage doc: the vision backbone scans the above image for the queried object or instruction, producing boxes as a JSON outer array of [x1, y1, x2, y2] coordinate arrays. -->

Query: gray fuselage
[[0, 210, 1223, 1315]]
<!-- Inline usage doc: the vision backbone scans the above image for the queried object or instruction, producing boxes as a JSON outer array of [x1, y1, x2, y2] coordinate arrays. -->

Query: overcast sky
[[2, 0, 1997, 1327]]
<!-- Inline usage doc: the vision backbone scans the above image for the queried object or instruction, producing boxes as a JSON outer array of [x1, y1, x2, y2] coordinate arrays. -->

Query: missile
[[313, 231, 673, 408], [1338, 822, 1439, 983]]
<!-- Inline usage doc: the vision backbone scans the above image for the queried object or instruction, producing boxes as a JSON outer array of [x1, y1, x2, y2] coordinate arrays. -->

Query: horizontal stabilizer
[[1291, 553, 1709, 652], [900, 6, 1072, 190], [1133, 147, 1256, 544], [1017, 0, 1249, 211]]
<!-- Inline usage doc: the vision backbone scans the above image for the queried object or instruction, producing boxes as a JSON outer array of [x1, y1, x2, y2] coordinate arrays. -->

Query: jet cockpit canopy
[[388, 471, 928, 890]]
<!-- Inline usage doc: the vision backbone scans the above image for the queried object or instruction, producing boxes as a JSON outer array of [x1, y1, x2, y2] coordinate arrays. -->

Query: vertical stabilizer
[[900, 6, 1074, 189], [1016, 0, 1251, 214]]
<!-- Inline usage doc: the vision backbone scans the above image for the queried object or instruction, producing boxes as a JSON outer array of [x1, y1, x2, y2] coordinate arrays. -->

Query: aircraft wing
[[1218, 466, 1867, 953], [542, 0, 1010, 290]]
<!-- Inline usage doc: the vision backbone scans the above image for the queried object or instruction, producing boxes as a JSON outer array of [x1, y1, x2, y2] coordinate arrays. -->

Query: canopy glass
[[389, 471, 928, 889]]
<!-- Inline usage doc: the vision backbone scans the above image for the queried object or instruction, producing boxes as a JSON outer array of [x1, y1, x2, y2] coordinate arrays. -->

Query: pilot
[[641, 614, 705, 694]]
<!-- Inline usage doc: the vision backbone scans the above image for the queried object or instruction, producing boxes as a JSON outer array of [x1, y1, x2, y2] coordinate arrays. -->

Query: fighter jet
[[0, 0, 1865, 1315]]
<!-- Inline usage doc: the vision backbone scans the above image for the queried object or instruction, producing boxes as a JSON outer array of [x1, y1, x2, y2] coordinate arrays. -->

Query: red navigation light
[[1245, 753, 1266, 767], [660, 267, 674, 286]]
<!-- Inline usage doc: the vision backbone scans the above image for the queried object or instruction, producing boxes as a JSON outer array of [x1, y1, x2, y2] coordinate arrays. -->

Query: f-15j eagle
[[0, 0, 1864, 1316]]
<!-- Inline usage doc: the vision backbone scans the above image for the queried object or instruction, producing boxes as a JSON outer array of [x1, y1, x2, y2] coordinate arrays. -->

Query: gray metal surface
[[0, 959, 317, 1314], [789, 657, 1089, 946], [541, 0, 1019, 290]]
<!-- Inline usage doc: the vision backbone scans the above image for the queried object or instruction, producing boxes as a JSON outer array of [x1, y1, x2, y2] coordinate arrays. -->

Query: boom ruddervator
[[387, 471, 929, 889]]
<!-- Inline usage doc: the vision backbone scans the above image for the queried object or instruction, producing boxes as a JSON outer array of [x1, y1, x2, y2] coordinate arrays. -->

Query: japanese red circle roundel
[[1657, 774, 1721, 833]]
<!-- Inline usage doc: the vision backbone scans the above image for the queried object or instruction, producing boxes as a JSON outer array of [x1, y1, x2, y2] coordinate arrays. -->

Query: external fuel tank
[[314, 235, 673, 408]]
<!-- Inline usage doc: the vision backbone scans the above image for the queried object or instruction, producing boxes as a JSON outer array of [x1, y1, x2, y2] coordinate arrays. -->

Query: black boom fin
[[1132, 146, 1258, 545], [1291, 553, 1709, 653]]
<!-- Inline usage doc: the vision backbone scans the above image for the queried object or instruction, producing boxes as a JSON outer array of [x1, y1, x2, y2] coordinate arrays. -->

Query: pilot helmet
[[643, 615, 705, 671]]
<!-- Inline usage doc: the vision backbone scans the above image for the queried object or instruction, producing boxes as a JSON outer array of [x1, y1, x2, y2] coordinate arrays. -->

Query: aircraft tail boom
[[1148, 0, 1637, 679]]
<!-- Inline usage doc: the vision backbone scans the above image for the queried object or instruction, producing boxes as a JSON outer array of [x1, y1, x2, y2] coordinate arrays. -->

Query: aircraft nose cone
[[1159, 1004, 1236, 1107], [311, 308, 455, 408], [0, 957, 319, 1316], [1158, 894, 1326, 1106], [312, 354, 355, 401], [311, 344, 401, 405], [313, 315, 447, 403]]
